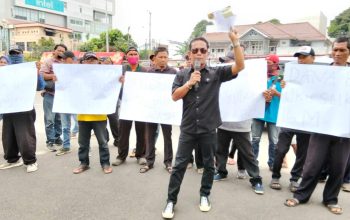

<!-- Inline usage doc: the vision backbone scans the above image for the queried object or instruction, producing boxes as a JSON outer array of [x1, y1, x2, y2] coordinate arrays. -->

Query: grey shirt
[[219, 119, 252, 132]]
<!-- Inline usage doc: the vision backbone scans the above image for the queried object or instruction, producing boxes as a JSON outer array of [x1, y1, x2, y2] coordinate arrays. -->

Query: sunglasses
[[191, 48, 207, 54]]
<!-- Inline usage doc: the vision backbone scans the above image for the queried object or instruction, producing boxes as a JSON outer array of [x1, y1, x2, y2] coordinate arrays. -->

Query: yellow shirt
[[77, 114, 107, 121]]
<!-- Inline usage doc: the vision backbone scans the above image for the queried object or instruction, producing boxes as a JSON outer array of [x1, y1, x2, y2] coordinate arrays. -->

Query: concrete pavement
[[0, 93, 349, 220]]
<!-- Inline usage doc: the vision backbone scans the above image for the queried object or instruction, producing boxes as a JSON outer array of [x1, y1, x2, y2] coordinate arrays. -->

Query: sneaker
[[112, 159, 125, 166], [56, 148, 72, 156], [237, 169, 247, 179], [197, 168, 204, 174], [162, 201, 175, 219], [46, 142, 56, 152], [214, 173, 227, 181], [54, 137, 63, 146], [253, 183, 264, 195], [199, 196, 211, 212], [26, 162, 38, 173], [137, 158, 147, 165], [0, 160, 23, 170], [289, 181, 299, 193]]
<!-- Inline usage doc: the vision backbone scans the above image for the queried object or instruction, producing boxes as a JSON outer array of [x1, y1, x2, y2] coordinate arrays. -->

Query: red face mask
[[127, 56, 139, 65]]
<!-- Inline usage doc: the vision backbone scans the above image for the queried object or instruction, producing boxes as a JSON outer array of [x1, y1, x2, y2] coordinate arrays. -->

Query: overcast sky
[[114, 0, 349, 46]]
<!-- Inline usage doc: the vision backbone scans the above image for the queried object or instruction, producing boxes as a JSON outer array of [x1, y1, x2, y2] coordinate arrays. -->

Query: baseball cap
[[9, 45, 23, 54], [82, 52, 98, 60], [293, 46, 315, 57], [265, 54, 280, 64], [59, 51, 75, 59], [219, 51, 235, 63], [126, 46, 138, 54]]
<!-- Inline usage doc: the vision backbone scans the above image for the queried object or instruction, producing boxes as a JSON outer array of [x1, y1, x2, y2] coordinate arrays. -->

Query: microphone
[[194, 59, 201, 90]]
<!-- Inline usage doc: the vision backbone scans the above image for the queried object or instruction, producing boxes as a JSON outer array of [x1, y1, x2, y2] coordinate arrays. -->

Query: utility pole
[[105, 0, 109, 52], [127, 26, 130, 46]]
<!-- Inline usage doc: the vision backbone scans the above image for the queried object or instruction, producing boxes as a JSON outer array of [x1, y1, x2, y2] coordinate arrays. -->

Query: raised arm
[[228, 28, 245, 75]]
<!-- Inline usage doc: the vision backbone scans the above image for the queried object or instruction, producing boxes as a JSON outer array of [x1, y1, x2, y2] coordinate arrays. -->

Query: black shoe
[[113, 140, 119, 147], [54, 137, 63, 146]]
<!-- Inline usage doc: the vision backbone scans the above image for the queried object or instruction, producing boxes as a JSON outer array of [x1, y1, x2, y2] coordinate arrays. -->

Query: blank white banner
[[0, 62, 37, 114], [277, 63, 350, 138], [219, 59, 266, 122], [53, 64, 122, 114], [119, 71, 182, 125]]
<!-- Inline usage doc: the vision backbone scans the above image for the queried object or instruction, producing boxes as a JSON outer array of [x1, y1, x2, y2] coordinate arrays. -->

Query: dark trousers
[[107, 99, 120, 144], [189, 146, 203, 168], [168, 131, 216, 204], [145, 123, 173, 167], [344, 157, 350, 183], [272, 131, 310, 182], [216, 129, 262, 186], [294, 134, 350, 205], [2, 109, 37, 165], [117, 119, 146, 161], [78, 121, 110, 167], [228, 141, 245, 170]]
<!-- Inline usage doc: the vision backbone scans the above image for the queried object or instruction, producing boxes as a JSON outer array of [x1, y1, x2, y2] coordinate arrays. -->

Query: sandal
[[289, 181, 299, 193], [227, 158, 236, 165], [140, 165, 152, 173], [270, 179, 282, 190], [326, 204, 343, 215], [73, 165, 90, 174], [284, 198, 299, 207], [165, 165, 172, 173]]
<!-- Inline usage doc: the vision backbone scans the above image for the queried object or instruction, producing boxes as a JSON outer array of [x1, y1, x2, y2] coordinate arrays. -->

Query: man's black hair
[[54, 44, 68, 51], [188, 37, 209, 50]]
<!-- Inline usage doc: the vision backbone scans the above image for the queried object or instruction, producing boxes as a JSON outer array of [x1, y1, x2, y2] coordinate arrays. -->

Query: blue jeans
[[251, 119, 279, 168], [78, 120, 110, 167], [60, 113, 71, 149], [43, 93, 62, 143], [71, 114, 79, 134]]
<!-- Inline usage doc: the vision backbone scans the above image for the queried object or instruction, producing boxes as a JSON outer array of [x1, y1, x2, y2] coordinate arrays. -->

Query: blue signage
[[25, 0, 64, 12]]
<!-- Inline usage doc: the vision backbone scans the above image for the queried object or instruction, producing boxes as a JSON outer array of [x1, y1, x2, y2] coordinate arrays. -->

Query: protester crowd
[[0, 30, 349, 218]]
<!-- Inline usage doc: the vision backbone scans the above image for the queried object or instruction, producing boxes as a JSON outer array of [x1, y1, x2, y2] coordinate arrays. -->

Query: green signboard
[[25, 0, 64, 12]]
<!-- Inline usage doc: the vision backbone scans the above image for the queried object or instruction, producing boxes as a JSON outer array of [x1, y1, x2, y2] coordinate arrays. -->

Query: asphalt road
[[0, 93, 349, 220]]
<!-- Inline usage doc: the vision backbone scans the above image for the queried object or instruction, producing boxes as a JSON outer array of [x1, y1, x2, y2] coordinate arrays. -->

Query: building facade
[[0, 0, 115, 52], [204, 22, 332, 61]]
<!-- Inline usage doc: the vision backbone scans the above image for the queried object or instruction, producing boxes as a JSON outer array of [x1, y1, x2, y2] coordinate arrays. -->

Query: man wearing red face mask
[[251, 54, 282, 171], [112, 47, 148, 167]]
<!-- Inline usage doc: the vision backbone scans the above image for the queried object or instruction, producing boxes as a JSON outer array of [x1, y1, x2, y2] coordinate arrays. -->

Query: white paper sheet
[[208, 6, 236, 32], [219, 59, 267, 122], [0, 62, 37, 114], [119, 72, 182, 125], [277, 63, 350, 138], [52, 64, 122, 114]]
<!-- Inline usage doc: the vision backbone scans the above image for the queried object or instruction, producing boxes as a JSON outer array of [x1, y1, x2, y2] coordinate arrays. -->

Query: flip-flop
[[326, 204, 343, 215], [284, 198, 299, 207], [140, 165, 152, 173]]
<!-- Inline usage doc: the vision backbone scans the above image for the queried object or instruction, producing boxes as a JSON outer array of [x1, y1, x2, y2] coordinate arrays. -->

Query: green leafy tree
[[328, 7, 350, 37], [79, 28, 137, 52], [175, 20, 213, 58], [29, 37, 55, 60], [268, 19, 281, 24]]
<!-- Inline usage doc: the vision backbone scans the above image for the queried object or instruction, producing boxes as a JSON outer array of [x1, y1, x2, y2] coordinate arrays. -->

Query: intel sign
[[25, 0, 64, 12]]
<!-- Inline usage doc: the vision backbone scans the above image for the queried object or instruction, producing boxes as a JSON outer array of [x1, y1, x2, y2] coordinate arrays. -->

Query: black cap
[[9, 45, 23, 54], [59, 51, 75, 59], [126, 46, 138, 55], [82, 52, 98, 60]]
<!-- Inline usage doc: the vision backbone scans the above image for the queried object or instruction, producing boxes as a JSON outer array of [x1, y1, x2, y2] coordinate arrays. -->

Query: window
[[13, 6, 45, 23], [16, 42, 25, 51], [94, 11, 106, 23], [70, 19, 83, 26]]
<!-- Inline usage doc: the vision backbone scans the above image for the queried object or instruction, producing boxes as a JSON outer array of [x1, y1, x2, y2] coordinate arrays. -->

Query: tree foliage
[[29, 37, 55, 60], [268, 19, 281, 25], [176, 20, 213, 58], [328, 7, 350, 37], [79, 28, 137, 53]]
